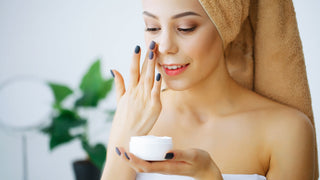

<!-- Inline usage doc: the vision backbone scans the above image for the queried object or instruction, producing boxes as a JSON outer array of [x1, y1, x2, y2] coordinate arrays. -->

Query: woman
[[101, 0, 316, 179]]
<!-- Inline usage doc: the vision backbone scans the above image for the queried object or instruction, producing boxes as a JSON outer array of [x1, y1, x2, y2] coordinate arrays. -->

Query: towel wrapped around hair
[[198, 0, 317, 179]]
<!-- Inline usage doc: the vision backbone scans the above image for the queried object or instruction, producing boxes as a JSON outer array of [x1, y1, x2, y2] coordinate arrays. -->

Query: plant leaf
[[75, 92, 100, 107], [48, 83, 73, 105], [46, 109, 86, 150], [82, 141, 106, 171], [75, 59, 114, 107], [99, 78, 114, 99], [79, 60, 102, 93], [76, 60, 102, 107]]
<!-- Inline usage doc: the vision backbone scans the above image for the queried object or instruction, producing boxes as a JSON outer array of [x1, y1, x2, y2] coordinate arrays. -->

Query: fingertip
[[156, 73, 161, 82], [134, 45, 141, 54], [124, 152, 131, 160], [115, 147, 121, 156], [149, 40, 156, 50], [112, 70, 123, 81], [164, 152, 174, 160], [112, 70, 125, 101], [110, 69, 115, 78], [111, 69, 118, 77]]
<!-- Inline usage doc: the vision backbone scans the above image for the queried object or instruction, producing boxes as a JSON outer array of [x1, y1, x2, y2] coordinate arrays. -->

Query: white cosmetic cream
[[129, 135, 173, 161]]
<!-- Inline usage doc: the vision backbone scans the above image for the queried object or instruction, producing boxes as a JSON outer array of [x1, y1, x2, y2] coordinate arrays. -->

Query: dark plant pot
[[73, 160, 101, 180]]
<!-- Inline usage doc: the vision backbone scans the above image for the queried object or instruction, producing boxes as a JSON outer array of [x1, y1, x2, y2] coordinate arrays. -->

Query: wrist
[[102, 149, 136, 180]]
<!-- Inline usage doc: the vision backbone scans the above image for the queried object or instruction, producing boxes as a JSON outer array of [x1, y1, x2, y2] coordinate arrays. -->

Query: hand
[[109, 41, 162, 144], [116, 147, 223, 180]]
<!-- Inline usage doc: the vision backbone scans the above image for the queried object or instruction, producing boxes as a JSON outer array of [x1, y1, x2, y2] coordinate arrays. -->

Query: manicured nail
[[149, 51, 154, 60], [165, 153, 174, 159], [149, 41, 156, 50], [115, 147, 121, 156], [156, 73, 161, 81], [124, 152, 130, 160], [110, 69, 115, 78], [134, 45, 140, 54]]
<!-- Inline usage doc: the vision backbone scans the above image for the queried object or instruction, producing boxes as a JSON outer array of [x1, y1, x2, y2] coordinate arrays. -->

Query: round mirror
[[0, 77, 53, 131]]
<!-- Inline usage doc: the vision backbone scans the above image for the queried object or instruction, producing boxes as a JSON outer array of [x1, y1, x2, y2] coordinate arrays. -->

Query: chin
[[163, 79, 193, 91]]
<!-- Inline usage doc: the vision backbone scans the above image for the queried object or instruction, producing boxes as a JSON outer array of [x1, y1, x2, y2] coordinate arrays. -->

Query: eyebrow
[[143, 11, 201, 19]]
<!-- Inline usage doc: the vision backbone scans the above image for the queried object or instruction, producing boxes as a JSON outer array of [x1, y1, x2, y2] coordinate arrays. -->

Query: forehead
[[141, 0, 206, 17]]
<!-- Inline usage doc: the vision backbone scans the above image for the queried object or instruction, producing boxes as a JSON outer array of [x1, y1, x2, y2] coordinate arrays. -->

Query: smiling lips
[[162, 63, 190, 76]]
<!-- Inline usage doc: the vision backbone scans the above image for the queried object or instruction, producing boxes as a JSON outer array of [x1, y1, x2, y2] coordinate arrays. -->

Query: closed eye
[[145, 27, 161, 32], [177, 26, 197, 32]]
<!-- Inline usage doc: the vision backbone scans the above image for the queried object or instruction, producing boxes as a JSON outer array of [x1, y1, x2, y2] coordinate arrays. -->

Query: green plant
[[41, 59, 114, 171]]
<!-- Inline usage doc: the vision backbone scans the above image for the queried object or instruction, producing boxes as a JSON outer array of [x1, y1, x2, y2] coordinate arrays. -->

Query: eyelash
[[145, 27, 161, 32], [145, 26, 197, 32], [177, 26, 197, 32]]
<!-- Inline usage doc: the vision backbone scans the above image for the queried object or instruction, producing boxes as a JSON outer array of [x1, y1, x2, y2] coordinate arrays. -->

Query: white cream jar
[[129, 135, 173, 161]]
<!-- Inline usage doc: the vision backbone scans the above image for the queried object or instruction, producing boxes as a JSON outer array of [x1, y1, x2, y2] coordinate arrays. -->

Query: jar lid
[[130, 135, 172, 144]]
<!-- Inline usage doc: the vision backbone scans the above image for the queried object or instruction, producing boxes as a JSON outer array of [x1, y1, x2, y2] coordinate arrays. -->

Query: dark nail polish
[[165, 153, 174, 159], [134, 45, 140, 54], [124, 152, 130, 160], [115, 147, 121, 156], [110, 70, 115, 78], [156, 73, 161, 81], [149, 41, 156, 50], [149, 51, 154, 60]]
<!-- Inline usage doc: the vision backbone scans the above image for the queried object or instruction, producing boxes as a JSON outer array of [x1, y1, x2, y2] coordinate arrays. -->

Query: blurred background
[[0, 0, 319, 180]]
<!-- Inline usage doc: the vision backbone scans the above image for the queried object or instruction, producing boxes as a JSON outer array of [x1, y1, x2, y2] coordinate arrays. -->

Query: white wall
[[0, 0, 319, 180]]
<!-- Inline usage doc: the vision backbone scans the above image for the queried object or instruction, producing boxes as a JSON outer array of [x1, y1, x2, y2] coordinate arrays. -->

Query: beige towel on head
[[198, 0, 317, 178]]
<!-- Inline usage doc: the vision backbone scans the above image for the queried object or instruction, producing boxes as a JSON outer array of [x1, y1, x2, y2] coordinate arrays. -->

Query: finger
[[111, 69, 126, 103], [125, 152, 182, 174], [116, 147, 131, 161], [128, 45, 141, 88], [144, 50, 156, 92], [134, 158, 191, 175], [165, 149, 207, 164], [139, 52, 148, 81], [117, 148, 151, 173], [151, 73, 162, 106], [126, 152, 152, 172], [140, 41, 157, 82], [123, 150, 192, 175]]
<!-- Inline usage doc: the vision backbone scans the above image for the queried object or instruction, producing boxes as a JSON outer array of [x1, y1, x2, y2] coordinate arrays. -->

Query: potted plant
[[41, 59, 114, 180]]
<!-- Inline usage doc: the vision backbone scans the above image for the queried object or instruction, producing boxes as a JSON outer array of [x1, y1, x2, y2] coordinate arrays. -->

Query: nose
[[157, 29, 178, 55]]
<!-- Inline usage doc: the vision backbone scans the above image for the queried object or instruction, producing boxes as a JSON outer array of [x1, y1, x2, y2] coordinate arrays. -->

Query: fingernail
[[165, 153, 174, 159], [134, 45, 140, 54], [149, 51, 154, 60], [149, 41, 156, 50], [156, 73, 161, 81], [110, 69, 115, 78], [115, 147, 121, 156], [124, 152, 130, 160]]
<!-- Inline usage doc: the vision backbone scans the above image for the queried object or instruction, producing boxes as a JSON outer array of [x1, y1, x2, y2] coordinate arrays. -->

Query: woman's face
[[142, 0, 224, 91]]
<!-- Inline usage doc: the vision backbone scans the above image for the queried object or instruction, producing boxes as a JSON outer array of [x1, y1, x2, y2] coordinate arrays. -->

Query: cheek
[[183, 31, 221, 63]]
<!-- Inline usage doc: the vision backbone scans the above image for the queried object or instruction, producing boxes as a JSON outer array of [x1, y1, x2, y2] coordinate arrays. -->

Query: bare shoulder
[[248, 93, 316, 179], [241, 89, 314, 136], [247, 91, 315, 146], [259, 99, 315, 144]]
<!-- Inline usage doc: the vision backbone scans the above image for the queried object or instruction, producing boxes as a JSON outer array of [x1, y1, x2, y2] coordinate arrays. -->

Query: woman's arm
[[266, 110, 316, 180], [101, 42, 163, 179]]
